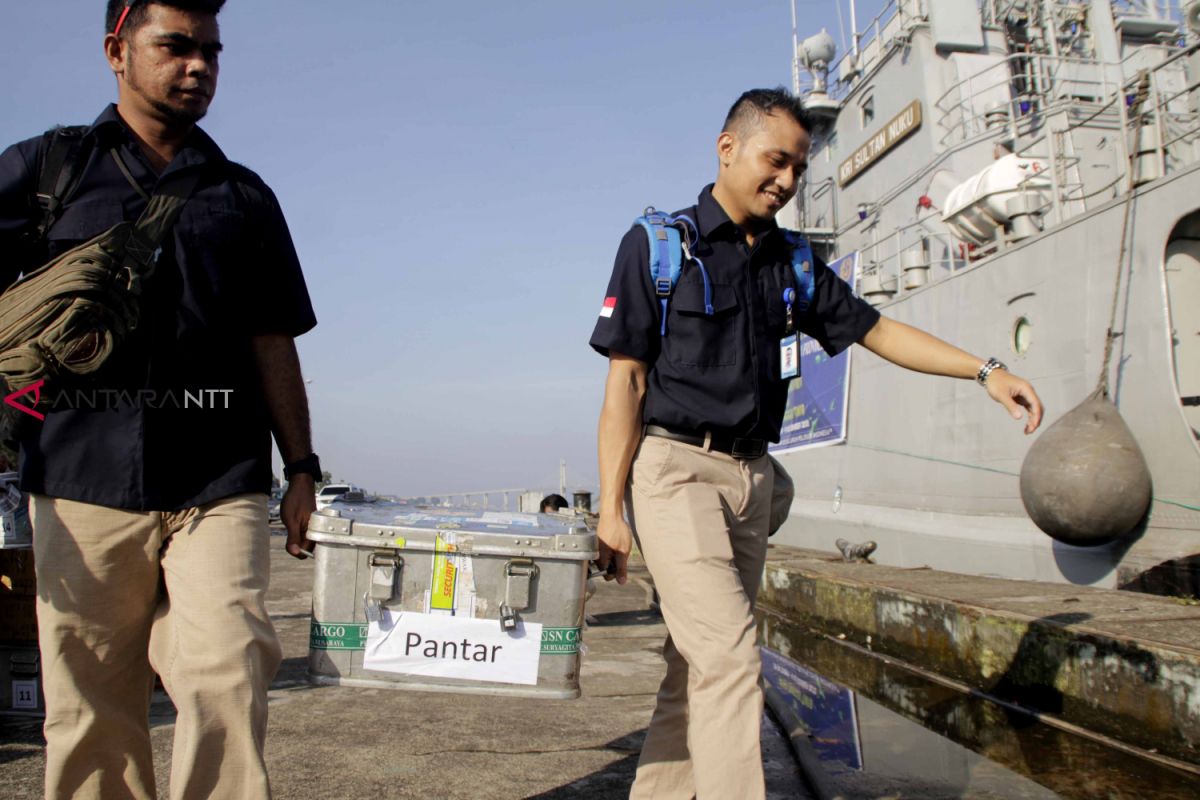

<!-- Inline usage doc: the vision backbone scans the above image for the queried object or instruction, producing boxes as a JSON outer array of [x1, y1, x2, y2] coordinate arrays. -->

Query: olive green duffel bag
[[0, 167, 197, 440]]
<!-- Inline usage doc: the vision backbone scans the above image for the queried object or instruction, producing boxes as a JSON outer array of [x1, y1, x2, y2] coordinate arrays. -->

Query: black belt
[[645, 424, 768, 460]]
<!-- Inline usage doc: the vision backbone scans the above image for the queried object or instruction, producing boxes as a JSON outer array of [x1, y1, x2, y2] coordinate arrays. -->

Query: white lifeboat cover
[[941, 153, 1051, 245]]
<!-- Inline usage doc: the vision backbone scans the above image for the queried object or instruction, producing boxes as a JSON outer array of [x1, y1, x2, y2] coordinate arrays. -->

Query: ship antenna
[[790, 0, 803, 95], [834, 1, 849, 59], [848, 0, 859, 59]]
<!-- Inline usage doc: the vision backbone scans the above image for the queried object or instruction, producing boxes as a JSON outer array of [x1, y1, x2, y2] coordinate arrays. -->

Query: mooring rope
[[841, 442, 1200, 512], [1097, 69, 1151, 397]]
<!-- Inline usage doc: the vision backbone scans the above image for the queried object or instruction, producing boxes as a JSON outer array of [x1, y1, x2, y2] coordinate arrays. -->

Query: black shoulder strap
[[123, 168, 202, 278], [34, 125, 93, 239]]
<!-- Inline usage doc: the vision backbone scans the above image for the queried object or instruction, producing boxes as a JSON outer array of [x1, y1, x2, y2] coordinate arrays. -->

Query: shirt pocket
[[44, 201, 127, 261], [664, 277, 740, 367]]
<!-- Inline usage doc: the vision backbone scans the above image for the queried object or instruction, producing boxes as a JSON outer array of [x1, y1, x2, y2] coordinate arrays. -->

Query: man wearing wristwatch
[[0, 2, 319, 796], [590, 88, 1044, 800]]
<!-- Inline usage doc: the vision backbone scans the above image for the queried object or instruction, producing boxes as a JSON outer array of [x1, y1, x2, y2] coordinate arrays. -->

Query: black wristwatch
[[284, 452, 322, 482]]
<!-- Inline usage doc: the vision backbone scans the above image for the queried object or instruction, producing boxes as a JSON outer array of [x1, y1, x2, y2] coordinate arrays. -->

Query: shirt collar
[[696, 184, 733, 237], [85, 104, 227, 173], [696, 183, 781, 243]]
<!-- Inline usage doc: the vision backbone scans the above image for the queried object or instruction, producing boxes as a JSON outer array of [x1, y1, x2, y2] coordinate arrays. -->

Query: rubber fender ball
[[1019, 390, 1151, 546]]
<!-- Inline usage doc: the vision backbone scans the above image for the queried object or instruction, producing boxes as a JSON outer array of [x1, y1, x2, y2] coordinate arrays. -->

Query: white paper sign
[[364, 610, 542, 686]]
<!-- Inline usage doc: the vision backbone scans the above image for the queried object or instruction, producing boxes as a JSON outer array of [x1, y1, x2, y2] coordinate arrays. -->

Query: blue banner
[[761, 647, 863, 770], [772, 252, 859, 454]]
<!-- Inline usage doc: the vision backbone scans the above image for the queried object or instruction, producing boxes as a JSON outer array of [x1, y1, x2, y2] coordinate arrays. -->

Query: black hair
[[722, 87, 812, 135], [540, 494, 569, 512], [106, 0, 226, 38]]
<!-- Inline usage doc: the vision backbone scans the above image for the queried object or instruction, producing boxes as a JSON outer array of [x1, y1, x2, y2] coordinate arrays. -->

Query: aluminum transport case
[[307, 503, 597, 699]]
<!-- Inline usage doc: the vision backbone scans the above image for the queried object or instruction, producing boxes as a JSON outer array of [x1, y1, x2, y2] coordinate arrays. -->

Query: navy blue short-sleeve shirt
[[590, 185, 879, 442], [0, 106, 317, 511]]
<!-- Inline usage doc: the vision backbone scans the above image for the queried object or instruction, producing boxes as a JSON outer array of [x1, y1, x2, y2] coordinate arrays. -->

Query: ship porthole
[[1012, 316, 1033, 355]]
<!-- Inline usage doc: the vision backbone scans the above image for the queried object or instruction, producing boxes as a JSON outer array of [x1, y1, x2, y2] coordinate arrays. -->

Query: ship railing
[[934, 41, 1198, 179], [857, 220, 969, 301], [801, 177, 839, 237], [978, 0, 1005, 28], [809, 40, 1196, 260], [980, 1, 1191, 37], [978, 0, 1048, 29], [1133, 44, 1200, 161], [823, 143, 1089, 304], [869, 40, 1200, 290], [819, 17, 1198, 305], [1112, 0, 1190, 24], [1010, 41, 1200, 226], [857, 168, 1107, 301], [805, 0, 923, 102], [934, 51, 1129, 150]]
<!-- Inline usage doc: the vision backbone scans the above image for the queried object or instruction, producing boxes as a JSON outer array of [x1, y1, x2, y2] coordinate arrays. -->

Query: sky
[[1, 1, 842, 499]]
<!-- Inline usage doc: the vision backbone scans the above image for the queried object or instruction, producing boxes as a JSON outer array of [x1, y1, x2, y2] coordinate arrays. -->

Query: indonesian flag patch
[[599, 296, 616, 318]]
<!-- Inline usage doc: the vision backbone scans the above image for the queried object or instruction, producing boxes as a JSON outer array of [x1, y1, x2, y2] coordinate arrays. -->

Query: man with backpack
[[589, 88, 1043, 798], [0, 2, 319, 796]]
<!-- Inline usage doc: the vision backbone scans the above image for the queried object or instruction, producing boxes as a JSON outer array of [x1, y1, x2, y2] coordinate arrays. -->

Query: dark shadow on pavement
[[272, 655, 316, 687], [587, 609, 662, 627], [148, 689, 177, 730], [0, 716, 44, 767], [522, 731, 644, 799]]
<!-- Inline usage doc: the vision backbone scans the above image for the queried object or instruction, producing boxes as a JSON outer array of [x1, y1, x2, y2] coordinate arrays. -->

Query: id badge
[[780, 334, 799, 379]]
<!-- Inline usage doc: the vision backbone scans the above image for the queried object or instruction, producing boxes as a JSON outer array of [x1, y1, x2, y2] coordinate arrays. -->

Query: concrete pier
[[755, 544, 1200, 768]]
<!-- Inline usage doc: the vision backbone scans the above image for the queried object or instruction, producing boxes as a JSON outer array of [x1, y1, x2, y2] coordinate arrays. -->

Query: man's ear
[[104, 33, 126, 76], [716, 130, 736, 168]]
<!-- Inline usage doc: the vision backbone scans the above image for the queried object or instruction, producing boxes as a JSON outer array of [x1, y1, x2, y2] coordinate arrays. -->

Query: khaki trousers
[[31, 493, 281, 800], [627, 435, 773, 800]]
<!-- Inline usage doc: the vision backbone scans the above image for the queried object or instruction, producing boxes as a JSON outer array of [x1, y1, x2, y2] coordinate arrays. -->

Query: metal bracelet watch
[[975, 357, 1007, 386], [284, 452, 322, 481]]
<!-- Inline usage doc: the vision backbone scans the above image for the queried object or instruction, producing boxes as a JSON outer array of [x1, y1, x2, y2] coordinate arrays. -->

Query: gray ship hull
[[775, 162, 1200, 591]]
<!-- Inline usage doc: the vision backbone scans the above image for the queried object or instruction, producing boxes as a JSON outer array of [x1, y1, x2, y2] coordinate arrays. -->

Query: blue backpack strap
[[635, 208, 684, 336], [669, 213, 714, 317], [781, 230, 816, 315]]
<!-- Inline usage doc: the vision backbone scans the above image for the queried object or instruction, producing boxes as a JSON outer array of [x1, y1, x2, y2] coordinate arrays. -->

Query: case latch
[[499, 558, 539, 632], [367, 552, 403, 606]]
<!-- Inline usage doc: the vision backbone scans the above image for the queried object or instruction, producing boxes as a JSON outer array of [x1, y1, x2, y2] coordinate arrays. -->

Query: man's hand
[[596, 508, 633, 585], [986, 370, 1044, 434], [281, 474, 317, 559]]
